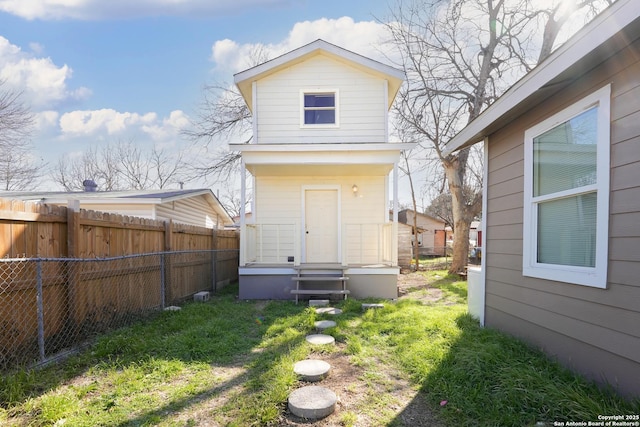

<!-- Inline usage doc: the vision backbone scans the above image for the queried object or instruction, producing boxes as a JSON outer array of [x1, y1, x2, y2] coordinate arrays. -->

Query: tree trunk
[[412, 211, 419, 271], [444, 151, 472, 274]]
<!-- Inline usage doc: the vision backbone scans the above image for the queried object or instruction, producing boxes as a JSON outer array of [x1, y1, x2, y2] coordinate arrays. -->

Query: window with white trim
[[301, 90, 339, 126], [522, 85, 610, 288]]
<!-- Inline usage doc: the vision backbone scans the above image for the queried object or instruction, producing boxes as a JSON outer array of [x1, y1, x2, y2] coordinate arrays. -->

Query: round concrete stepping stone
[[314, 320, 337, 330], [305, 334, 335, 345], [315, 307, 342, 315], [294, 359, 331, 382], [288, 385, 337, 420]]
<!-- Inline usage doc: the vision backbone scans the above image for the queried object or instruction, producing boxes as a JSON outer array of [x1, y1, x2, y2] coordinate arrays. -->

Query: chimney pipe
[[82, 179, 98, 192]]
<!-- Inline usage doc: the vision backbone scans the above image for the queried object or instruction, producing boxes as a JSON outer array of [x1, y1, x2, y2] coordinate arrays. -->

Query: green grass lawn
[[1, 272, 638, 426]]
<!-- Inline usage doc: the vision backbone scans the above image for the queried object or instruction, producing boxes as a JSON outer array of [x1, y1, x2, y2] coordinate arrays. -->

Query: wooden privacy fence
[[0, 197, 239, 370], [0, 197, 238, 259]]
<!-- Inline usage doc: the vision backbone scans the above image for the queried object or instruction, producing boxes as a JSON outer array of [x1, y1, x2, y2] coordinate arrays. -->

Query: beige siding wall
[[80, 204, 153, 220], [255, 55, 387, 144], [254, 175, 387, 263], [397, 223, 413, 267], [400, 211, 446, 250], [156, 196, 224, 229], [484, 39, 640, 397], [76, 197, 225, 229]]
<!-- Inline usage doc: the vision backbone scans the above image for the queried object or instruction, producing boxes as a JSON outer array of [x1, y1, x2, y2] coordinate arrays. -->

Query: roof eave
[[229, 142, 417, 153], [233, 39, 405, 111], [443, 0, 640, 156]]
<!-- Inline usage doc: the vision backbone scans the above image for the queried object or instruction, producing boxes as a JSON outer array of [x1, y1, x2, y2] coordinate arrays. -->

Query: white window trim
[[300, 89, 340, 128], [522, 84, 610, 289]]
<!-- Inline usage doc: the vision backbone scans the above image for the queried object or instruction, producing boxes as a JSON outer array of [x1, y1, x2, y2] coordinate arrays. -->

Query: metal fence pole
[[36, 259, 45, 362], [212, 250, 217, 292], [160, 254, 166, 310]]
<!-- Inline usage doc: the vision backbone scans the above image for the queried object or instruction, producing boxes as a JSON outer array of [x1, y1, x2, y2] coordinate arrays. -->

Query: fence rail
[[0, 250, 238, 371]]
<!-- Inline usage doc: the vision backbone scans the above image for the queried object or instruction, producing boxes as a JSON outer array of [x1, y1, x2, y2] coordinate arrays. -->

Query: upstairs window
[[301, 91, 339, 126], [522, 85, 610, 288]]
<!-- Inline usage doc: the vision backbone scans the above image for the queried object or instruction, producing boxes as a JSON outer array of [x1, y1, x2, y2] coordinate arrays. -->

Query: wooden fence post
[[66, 201, 81, 335], [212, 228, 218, 291], [164, 220, 172, 305]]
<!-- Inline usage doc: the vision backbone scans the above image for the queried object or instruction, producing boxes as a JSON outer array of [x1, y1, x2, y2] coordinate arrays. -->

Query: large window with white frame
[[300, 90, 339, 127], [522, 85, 610, 288]]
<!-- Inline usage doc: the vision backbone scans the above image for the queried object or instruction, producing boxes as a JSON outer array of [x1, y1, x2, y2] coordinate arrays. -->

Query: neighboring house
[[444, 220, 481, 247], [397, 209, 447, 256], [230, 39, 415, 300], [396, 222, 417, 268], [444, 0, 640, 397], [1, 188, 233, 229]]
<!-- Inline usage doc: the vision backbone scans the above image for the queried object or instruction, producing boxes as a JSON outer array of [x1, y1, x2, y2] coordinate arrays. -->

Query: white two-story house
[[230, 39, 414, 301]]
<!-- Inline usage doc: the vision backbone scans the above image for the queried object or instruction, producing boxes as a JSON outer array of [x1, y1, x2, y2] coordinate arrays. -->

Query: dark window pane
[[304, 94, 335, 108], [305, 110, 335, 124]]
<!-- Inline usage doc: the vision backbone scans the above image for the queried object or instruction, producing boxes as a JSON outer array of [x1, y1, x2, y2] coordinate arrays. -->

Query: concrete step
[[291, 289, 350, 295], [293, 359, 331, 382], [288, 385, 337, 420], [315, 307, 342, 315], [292, 276, 349, 282], [305, 334, 335, 346], [314, 320, 337, 331]]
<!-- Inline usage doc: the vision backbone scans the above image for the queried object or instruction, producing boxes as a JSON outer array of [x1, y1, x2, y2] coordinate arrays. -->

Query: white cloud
[[210, 16, 398, 73], [142, 110, 190, 141], [0, 0, 290, 20], [0, 36, 91, 108], [28, 42, 44, 54], [58, 108, 189, 142], [59, 109, 155, 136], [34, 110, 59, 130]]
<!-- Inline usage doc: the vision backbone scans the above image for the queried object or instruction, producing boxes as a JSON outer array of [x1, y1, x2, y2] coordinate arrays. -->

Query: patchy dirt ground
[[272, 271, 446, 426], [397, 270, 445, 303], [173, 271, 447, 426], [13, 272, 446, 427], [277, 343, 442, 427], [277, 271, 446, 426]]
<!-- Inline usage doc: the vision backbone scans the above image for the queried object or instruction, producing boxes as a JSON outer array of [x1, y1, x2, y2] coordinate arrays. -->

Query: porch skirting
[[238, 267, 399, 300]]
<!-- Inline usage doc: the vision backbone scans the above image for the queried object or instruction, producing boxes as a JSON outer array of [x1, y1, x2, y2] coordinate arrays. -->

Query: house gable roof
[[234, 39, 405, 111], [0, 189, 233, 225], [443, 0, 640, 155], [397, 208, 446, 225]]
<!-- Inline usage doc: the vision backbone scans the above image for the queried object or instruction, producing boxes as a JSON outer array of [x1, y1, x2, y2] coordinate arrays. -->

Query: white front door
[[305, 189, 339, 263]]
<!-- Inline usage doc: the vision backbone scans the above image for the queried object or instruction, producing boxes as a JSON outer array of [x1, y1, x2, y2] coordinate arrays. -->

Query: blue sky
[[0, 0, 396, 191]]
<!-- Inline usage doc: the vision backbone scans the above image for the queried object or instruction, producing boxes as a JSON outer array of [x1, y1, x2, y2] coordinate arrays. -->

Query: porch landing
[[238, 264, 399, 300]]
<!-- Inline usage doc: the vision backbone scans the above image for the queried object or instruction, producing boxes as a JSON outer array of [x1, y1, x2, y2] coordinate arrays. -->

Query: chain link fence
[[0, 250, 238, 372]]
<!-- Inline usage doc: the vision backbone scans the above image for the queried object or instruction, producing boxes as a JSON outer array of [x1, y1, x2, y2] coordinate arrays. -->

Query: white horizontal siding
[[156, 196, 222, 229], [256, 55, 387, 144], [255, 175, 387, 262], [80, 204, 153, 220]]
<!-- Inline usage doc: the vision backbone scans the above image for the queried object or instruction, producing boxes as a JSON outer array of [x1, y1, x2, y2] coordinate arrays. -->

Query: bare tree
[[150, 145, 187, 189], [52, 145, 122, 191], [116, 140, 151, 190], [0, 81, 42, 190], [181, 84, 250, 185], [216, 184, 252, 219], [182, 49, 271, 185], [386, 0, 612, 273], [399, 150, 422, 270], [51, 141, 189, 191]]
